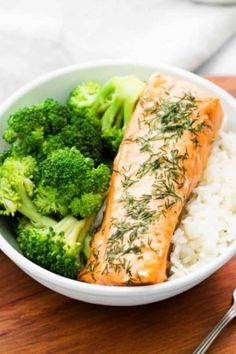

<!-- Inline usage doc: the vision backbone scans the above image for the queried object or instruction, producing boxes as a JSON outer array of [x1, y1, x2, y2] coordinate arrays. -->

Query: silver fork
[[193, 289, 236, 354]]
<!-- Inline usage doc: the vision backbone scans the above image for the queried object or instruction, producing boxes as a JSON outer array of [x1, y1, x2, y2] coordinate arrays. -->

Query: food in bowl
[[1, 69, 234, 289], [80, 73, 223, 285]]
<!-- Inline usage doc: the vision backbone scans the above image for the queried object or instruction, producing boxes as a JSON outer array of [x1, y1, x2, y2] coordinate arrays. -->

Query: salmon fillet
[[79, 73, 223, 285]]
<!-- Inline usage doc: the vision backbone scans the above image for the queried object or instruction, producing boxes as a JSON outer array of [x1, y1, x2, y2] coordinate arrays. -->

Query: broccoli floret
[[17, 214, 95, 278], [67, 81, 101, 127], [33, 185, 69, 216], [3, 99, 71, 157], [34, 148, 110, 218], [93, 76, 145, 155], [59, 116, 103, 164], [0, 148, 13, 165], [0, 153, 4, 165], [0, 156, 55, 228], [83, 234, 92, 258], [101, 127, 124, 154], [70, 193, 103, 218], [82, 163, 111, 193], [41, 135, 65, 157], [3, 97, 104, 164], [40, 115, 103, 164], [67, 76, 144, 155]]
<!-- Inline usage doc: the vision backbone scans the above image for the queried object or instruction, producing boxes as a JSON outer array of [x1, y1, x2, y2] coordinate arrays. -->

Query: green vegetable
[[94, 75, 145, 154], [101, 127, 124, 155], [70, 193, 103, 218], [0, 156, 55, 228], [67, 76, 145, 155], [0, 74, 145, 279], [83, 233, 92, 259], [43, 115, 103, 164], [3, 99, 71, 157], [67, 81, 101, 127], [34, 147, 110, 217], [17, 214, 95, 278], [0, 155, 96, 278], [3, 97, 104, 164], [0, 148, 12, 165]]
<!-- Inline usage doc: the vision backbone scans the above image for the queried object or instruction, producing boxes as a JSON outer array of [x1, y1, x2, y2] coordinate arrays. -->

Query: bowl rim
[[1, 59, 236, 297]]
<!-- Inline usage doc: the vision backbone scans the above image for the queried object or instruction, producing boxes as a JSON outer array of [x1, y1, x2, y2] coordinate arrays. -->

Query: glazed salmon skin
[[79, 73, 223, 285]]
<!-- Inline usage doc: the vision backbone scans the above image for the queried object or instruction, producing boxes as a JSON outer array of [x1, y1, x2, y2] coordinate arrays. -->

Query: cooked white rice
[[170, 130, 236, 279]]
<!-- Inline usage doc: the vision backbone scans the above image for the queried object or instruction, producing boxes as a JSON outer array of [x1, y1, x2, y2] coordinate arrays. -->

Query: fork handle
[[192, 306, 236, 354]]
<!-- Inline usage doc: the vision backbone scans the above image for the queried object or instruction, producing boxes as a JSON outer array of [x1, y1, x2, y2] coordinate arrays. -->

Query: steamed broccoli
[[41, 135, 65, 157], [67, 76, 145, 155], [41, 118, 103, 164], [3, 97, 104, 164], [3, 99, 71, 157], [1, 74, 145, 280], [49, 116, 103, 164], [0, 156, 55, 228], [101, 127, 124, 154], [0, 148, 12, 165], [70, 193, 103, 218], [0, 154, 97, 278], [34, 148, 110, 218], [67, 81, 101, 127], [41, 117, 104, 164], [17, 214, 95, 278], [93, 75, 145, 154]]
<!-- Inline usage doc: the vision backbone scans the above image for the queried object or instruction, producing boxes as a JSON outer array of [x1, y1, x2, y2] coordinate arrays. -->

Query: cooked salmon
[[79, 73, 223, 285]]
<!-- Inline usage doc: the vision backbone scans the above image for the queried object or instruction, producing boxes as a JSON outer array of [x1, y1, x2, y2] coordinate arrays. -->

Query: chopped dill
[[121, 174, 138, 190]]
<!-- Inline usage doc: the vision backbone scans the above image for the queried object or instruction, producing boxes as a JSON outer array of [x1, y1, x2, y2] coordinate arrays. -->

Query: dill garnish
[[82, 246, 101, 281], [136, 152, 162, 178], [144, 93, 198, 138], [119, 193, 153, 220], [121, 174, 137, 190]]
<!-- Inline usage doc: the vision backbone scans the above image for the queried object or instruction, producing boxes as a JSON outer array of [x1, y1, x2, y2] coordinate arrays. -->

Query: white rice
[[170, 130, 236, 279]]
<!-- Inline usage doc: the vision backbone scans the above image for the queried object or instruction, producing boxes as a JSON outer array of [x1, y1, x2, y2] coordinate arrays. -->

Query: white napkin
[[198, 36, 236, 75], [0, 0, 235, 102], [65, 0, 236, 70]]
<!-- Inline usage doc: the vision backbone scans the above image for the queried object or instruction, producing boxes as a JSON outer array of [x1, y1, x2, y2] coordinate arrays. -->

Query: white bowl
[[0, 61, 236, 306]]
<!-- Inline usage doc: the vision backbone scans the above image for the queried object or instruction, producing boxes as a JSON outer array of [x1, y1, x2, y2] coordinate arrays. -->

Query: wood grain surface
[[0, 77, 236, 354]]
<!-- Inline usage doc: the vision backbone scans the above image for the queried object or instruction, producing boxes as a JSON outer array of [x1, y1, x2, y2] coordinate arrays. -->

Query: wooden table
[[1, 77, 236, 354]]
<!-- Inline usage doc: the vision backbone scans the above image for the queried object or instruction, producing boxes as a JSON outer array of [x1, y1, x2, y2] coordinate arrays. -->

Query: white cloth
[[0, 0, 235, 102]]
